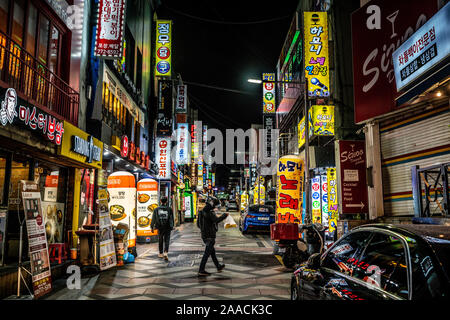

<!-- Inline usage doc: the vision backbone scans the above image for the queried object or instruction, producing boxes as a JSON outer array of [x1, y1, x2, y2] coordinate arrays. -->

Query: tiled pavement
[[44, 212, 292, 300]]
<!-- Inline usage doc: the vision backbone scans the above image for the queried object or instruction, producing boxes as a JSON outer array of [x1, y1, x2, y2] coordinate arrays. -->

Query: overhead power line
[[163, 4, 291, 25]]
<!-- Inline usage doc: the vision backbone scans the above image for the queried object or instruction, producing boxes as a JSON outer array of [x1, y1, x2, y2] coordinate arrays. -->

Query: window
[[37, 15, 49, 66], [354, 232, 409, 299], [48, 26, 59, 75], [12, 0, 25, 45], [0, 0, 8, 34], [25, 3, 37, 56], [322, 231, 372, 273], [0, 154, 7, 206]]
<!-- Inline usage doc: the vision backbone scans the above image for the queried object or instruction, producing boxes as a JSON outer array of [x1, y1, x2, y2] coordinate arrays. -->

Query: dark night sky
[[156, 0, 299, 188]]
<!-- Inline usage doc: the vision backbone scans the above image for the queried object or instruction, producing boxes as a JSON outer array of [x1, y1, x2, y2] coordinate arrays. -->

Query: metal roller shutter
[[380, 106, 450, 216]]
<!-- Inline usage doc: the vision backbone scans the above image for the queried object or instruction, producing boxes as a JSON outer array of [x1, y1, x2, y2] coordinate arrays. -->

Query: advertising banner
[[175, 123, 189, 164], [327, 168, 338, 233], [0, 88, 64, 145], [20, 181, 52, 299], [136, 179, 158, 239], [94, 0, 126, 59], [309, 105, 334, 136], [351, 0, 438, 123], [262, 73, 276, 113], [107, 172, 136, 249], [175, 85, 187, 113], [155, 20, 172, 77], [336, 141, 368, 214], [98, 188, 117, 270], [311, 177, 321, 224], [304, 12, 330, 98], [392, 2, 450, 91], [276, 155, 304, 224], [156, 137, 171, 180]]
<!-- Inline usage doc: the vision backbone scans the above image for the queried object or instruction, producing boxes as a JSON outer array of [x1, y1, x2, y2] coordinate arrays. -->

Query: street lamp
[[248, 79, 262, 84]]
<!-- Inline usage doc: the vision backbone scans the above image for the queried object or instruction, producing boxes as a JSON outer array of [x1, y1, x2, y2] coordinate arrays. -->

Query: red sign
[[120, 135, 129, 157], [351, 0, 437, 123], [94, 0, 126, 59], [337, 140, 368, 214]]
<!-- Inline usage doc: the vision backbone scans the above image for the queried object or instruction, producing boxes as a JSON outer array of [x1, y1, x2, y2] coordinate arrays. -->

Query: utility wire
[[162, 4, 291, 25], [183, 80, 252, 95]]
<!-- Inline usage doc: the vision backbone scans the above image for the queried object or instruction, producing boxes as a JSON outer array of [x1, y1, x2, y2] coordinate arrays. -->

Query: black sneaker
[[198, 270, 211, 276], [217, 264, 225, 272]]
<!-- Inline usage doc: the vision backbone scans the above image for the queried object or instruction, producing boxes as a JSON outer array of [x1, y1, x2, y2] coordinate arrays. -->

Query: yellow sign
[[262, 73, 276, 113], [253, 183, 266, 205], [327, 167, 338, 233], [304, 12, 330, 98], [59, 121, 103, 169], [309, 105, 334, 136], [276, 155, 304, 224], [155, 20, 172, 77], [298, 116, 305, 148], [240, 192, 248, 212]]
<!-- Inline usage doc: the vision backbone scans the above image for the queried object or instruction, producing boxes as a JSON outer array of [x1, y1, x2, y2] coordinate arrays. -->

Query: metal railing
[[0, 31, 79, 125]]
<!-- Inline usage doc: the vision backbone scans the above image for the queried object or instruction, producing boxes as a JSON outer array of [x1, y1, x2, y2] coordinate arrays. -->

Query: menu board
[[136, 179, 158, 239], [98, 189, 117, 271], [20, 181, 52, 299]]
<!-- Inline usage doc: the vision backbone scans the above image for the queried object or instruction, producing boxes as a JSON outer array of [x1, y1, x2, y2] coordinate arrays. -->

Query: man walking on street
[[151, 196, 174, 260], [197, 196, 228, 276]]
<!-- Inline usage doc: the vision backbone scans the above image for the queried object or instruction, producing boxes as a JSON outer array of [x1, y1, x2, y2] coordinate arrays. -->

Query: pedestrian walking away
[[151, 196, 174, 260], [197, 196, 228, 276]]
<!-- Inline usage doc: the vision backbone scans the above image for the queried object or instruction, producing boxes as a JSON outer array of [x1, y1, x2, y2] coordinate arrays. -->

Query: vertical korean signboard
[[311, 177, 321, 224], [276, 155, 304, 224], [327, 168, 338, 233], [263, 114, 276, 159], [304, 12, 330, 98], [262, 73, 276, 113], [20, 181, 52, 299], [156, 137, 171, 180], [155, 20, 172, 77], [336, 141, 368, 214], [175, 123, 189, 164], [94, 0, 126, 59], [157, 80, 173, 136], [176, 85, 187, 113]]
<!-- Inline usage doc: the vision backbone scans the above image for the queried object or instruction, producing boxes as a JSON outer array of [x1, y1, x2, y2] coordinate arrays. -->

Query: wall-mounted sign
[[393, 2, 450, 91], [155, 20, 172, 77], [311, 176, 321, 224], [176, 85, 187, 113], [157, 80, 173, 135], [308, 105, 334, 136], [298, 116, 305, 148], [120, 135, 129, 158], [175, 123, 189, 164], [263, 114, 276, 159], [336, 140, 368, 214], [156, 137, 171, 180], [262, 73, 276, 113], [0, 88, 64, 145], [59, 121, 103, 169], [191, 124, 200, 162], [94, 0, 126, 59], [321, 175, 328, 229], [304, 12, 330, 98], [351, 0, 438, 123], [276, 155, 305, 224]]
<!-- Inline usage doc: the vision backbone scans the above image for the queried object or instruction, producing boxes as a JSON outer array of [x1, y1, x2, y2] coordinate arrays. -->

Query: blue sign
[[312, 192, 320, 200], [157, 61, 171, 74]]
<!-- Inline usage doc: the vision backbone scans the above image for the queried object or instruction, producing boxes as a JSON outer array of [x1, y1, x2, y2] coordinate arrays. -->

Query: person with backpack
[[197, 196, 228, 276], [151, 196, 174, 260]]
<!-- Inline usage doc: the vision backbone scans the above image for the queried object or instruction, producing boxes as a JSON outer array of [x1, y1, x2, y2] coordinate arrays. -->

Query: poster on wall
[[20, 180, 52, 299], [107, 172, 137, 251], [276, 155, 304, 224], [98, 188, 117, 271], [304, 12, 330, 98], [137, 179, 158, 240], [94, 0, 126, 59]]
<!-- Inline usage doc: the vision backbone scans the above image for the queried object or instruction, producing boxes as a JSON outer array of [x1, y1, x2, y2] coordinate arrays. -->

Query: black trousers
[[158, 228, 171, 254], [199, 237, 219, 271]]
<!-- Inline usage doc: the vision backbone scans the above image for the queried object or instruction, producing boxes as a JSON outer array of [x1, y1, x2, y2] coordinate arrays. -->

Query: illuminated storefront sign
[[276, 155, 304, 224], [262, 73, 276, 113], [0, 88, 64, 145], [176, 123, 189, 164], [304, 12, 330, 98], [59, 121, 103, 168], [155, 20, 172, 77], [156, 137, 171, 180], [176, 85, 187, 113], [327, 167, 338, 233], [94, 0, 126, 59], [308, 105, 334, 136], [137, 178, 158, 238], [321, 175, 328, 228], [311, 177, 321, 224], [393, 2, 450, 91]]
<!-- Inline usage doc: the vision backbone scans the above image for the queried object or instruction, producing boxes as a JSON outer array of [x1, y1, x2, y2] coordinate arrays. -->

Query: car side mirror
[[307, 253, 321, 269]]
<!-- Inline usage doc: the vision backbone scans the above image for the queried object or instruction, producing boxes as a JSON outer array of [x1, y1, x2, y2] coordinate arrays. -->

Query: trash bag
[[223, 214, 237, 228], [123, 252, 135, 263]]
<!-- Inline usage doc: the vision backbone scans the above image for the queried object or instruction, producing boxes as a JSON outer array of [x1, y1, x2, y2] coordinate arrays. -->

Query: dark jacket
[[197, 204, 227, 239], [151, 206, 174, 230]]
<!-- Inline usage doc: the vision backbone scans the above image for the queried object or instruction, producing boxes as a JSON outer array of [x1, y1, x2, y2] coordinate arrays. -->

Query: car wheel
[[291, 278, 301, 300]]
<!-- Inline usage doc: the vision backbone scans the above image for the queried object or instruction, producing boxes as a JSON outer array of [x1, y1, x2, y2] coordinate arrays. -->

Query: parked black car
[[291, 224, 450, 300]]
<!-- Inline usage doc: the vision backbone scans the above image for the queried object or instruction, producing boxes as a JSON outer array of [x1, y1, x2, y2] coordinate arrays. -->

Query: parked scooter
[[275, 223, 327, 268]]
